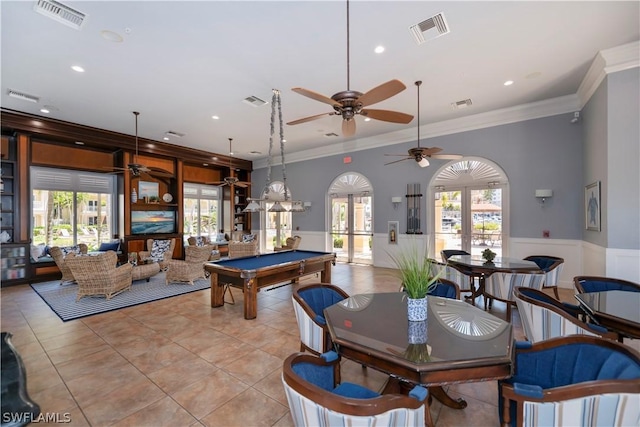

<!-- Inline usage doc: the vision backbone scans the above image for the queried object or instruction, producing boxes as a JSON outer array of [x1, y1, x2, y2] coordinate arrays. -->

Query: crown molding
[[577, 40, 640, 108], [256, 41, 640, 169]]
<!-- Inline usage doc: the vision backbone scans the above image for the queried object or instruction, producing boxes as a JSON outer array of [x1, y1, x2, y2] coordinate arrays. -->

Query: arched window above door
[[434, 160, 504, 186], [329, 172, 372, 196]]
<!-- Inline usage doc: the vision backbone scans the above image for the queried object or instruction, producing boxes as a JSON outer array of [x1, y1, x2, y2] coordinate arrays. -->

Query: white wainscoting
[[606, 246, 640, 283], [272, 231, 638, 285]]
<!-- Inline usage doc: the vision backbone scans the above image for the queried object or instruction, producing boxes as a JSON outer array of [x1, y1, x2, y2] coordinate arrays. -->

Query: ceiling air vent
[[409, 13, 450, 45], [451, 99, 473, 109], [34, 0, 86, 30], [243, 96, 267, 107], [324, 132, 339, 138], [7, 89, 39, 103], [165, 131, 185, 138]]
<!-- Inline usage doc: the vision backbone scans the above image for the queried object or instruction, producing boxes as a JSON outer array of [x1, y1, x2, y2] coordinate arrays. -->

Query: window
[[183, 183, 221, 240], [31, 167, 116, 251]]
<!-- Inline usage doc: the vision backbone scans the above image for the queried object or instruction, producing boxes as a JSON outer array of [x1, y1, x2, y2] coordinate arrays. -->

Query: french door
[[434, 186, 503, 257], [330, 194, 373, 264]]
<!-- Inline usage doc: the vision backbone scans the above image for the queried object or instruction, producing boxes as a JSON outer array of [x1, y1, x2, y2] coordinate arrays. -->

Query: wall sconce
[[535, 189, 553, 204], [303, 201, 312, 209], [391, 197, 402, 209]]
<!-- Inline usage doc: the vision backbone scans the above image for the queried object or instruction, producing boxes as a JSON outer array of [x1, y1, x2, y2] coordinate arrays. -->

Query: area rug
[[30, 273, 210, 322]]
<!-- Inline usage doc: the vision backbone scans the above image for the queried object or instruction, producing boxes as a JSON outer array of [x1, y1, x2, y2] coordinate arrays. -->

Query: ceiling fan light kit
[[384, 81, 462, 167], [288, 0, 413, 137]]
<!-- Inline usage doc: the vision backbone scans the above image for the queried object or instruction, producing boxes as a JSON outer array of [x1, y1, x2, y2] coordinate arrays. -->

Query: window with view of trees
[[31, 167, 116, 251], [183, 183, 220, 240]]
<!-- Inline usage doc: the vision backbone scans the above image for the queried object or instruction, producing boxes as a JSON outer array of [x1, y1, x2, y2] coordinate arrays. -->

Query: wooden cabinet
[[1, 244, 28, 282], [231, 170, 251, 233], [1, 159, 17, 243]]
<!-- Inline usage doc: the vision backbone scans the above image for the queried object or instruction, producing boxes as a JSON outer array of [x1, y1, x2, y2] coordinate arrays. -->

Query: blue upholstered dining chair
[[514, 287, 617, 343], [282, 351, 430, 427], [484, 271, 546, 322], [440, 249, 470, 263], [574, 275, 640, 294], [292, 283, 350, 354], [523, 255, 564, 299], [499, 335, 640, 427]]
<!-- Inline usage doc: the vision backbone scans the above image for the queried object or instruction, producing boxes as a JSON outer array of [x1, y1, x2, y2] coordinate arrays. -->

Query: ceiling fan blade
[[430, 154, 463, 160], [420, 147, 443, 156], [342, 119, 356, 137], [362, 109, 413, 124], [358, 79, 407, 107], [384, 153, 412, 157], [292, 87, 342, 107], [287, 112, 334, 126], [384, 157, 412, 166], [147, 166, 174, 177], [234, 182, 250, 188]]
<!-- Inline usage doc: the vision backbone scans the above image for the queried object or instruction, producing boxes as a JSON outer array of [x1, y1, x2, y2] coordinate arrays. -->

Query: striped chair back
[[514, 287, 608, 343], [484, 271, 545, 321]]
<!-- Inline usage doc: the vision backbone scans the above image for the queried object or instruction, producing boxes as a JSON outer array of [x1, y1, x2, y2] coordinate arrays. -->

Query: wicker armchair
[[138, 238, 176, 270], [274, 235, 301, 251], [228, 235, 259, 258], [187, 236, 221, 261], [65, 251, 132, 301], [49, 243, 88, 285], [166, 245, 213, 285]]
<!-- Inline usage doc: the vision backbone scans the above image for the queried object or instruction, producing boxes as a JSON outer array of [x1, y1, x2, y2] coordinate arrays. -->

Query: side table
[[132, 262, 160, 282]]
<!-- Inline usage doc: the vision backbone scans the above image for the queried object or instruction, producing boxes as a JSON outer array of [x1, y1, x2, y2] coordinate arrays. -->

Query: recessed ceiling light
[[100, 30, 123, 43], [374, 45, 385, 54], [163, 137, 169, 141], [203, 163, 209, 166], [71, 65, 85, 73], [40, 108, 50, 114], [212, 157, 218, 161], [364, 117, 371, 122], [75, 141, 85, 145], [212, 115, 219, 120], [503, 80, 514, 86]]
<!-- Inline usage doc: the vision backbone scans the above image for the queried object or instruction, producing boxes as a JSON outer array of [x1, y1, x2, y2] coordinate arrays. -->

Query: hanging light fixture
[[244, 89, 303, 214]]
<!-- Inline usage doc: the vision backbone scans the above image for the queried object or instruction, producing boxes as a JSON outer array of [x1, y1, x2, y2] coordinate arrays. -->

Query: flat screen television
[[131, 210, 176, 235]]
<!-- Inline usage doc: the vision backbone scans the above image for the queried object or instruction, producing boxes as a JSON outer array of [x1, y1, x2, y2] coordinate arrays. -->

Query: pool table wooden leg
[[211, 273, 224, 307], [244, 277, 257, 319]]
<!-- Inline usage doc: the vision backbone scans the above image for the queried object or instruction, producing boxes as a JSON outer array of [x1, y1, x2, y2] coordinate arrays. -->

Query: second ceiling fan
[[385, 81, 462, 167], [287, 0, 413, 137], [208, 138, 251, 188]]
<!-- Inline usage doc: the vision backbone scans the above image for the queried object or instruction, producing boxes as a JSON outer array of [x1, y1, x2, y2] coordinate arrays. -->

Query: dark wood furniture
[[573, 275, 640, 294], [324, 292, 514, 410], [575, 290, 640, 340], [206, 250, 336, 319], [447, 255, 541, 301]]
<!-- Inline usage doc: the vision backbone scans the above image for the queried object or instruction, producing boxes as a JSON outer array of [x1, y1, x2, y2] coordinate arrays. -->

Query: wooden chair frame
[[574, 275, 640, 294]]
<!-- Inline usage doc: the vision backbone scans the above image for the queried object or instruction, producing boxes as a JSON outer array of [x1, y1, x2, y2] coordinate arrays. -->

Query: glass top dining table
[[575, 290, 640, 339], [447, 255, 541, 272], [324, 292, 514, 408]]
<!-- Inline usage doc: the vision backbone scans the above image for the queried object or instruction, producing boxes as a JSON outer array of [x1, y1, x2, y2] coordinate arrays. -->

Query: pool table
[[205, 250, 336, 319]]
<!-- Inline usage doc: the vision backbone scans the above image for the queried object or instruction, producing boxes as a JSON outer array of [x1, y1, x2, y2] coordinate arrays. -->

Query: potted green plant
[[389, 242, 442, 321], [482, 248, 496, 263]]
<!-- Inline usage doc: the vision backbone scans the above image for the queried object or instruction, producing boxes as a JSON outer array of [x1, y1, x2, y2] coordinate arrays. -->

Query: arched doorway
[[328, 172, 373, 264], [428, 158, 509, 257]]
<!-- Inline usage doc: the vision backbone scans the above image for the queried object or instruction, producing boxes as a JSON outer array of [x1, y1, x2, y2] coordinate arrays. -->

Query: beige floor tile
[[200, 387, 289, 427], [253, 367, 288, 407], [170, 370, 249, 419], [111, 396, 198, 427], [147, 357, 218, 394], [224, 349, 283, 386]]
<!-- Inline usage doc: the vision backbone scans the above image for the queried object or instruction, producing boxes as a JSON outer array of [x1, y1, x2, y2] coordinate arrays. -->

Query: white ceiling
[[2, 1, 639, 163]]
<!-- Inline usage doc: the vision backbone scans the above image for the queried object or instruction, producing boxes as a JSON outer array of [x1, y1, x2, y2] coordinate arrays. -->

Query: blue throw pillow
[[99, 242, 120, 252]]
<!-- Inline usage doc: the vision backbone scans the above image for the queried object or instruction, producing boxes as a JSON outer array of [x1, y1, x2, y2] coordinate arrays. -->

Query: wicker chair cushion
[[60, 245, 83, 256], [150, 240, 172, 260], [242, 234, 256, 243], [194, 236, 207, 246]]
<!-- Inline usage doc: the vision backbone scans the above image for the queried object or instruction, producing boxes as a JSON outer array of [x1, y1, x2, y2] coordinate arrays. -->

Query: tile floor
[[1, 263, 577, 426]]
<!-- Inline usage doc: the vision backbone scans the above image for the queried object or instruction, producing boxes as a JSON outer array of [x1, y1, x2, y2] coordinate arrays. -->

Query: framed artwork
[[138, 181, 159, 199], [585, 181, 601, 231], [388, 221, 399, 244]]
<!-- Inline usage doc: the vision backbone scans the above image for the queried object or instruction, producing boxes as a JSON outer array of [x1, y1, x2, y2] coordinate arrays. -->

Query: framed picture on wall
[[585, 181, 601, 231], [388, 221, 399, 244], [138, 181, 159, 199]]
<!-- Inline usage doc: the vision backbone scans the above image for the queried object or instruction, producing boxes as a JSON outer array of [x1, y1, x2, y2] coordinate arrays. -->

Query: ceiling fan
[[385, 81, 462, 167], [287, 0, 413, 137], [207, 138, 251, 188], [110, 111, 172, 178]]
